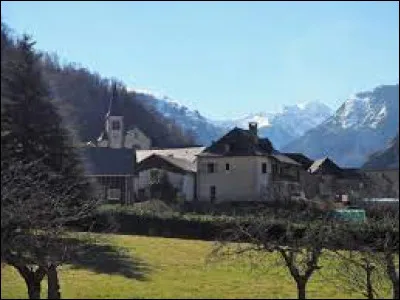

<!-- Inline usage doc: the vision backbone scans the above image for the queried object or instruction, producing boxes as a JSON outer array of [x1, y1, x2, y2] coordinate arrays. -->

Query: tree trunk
[[26, 279, 41, 300], [384, 251, 399, 300], [47, 264, 61, 299], [14, 265, 46, 299], [366, 265, 374, 300], [296, 280, 307, 299], [393, 283, 399, 300]]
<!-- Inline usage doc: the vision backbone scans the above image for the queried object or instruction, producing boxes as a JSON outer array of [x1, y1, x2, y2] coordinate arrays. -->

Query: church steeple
[[106, 81, 123, 117], [104, 81, 124, 148]]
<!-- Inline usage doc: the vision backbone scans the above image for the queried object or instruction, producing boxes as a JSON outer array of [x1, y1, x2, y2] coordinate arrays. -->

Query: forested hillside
[[2, 22, 196, 148]]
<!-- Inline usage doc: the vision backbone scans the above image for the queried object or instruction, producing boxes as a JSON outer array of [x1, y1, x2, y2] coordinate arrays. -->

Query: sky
[[1, 1, 399, 120]]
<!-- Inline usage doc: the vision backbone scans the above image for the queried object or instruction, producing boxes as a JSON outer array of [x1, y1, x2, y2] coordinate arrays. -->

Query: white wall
[[125, 128, 151, 150], [136, 168, 194, 201], [196, 156, 273, 202]]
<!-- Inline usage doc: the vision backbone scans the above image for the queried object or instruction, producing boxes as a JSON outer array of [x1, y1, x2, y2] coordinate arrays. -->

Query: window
[[225, 163, 230, 171], [262, 163, 267, 174], [207, 163, 215, 173], [224, 144, 232, 152], [112, 120, 120, 130], [210, 186, 216, 203]]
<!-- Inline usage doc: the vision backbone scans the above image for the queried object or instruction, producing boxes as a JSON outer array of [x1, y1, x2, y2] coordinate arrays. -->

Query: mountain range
[[283, 84, 399, 167], [214, 101, 333, 149], [132, 84, 399, 168], [133, 88, 332, 149]]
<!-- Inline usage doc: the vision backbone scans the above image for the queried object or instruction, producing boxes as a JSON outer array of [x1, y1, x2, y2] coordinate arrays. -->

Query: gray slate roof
[[81, 147, 135, 176], [284, 153, 314, 169], [270, 154, 301, 166], [136, 147, 205, 163], [198, 127, 275, 157], [136, 154, 196, 174], [308, 157, 342, 175]]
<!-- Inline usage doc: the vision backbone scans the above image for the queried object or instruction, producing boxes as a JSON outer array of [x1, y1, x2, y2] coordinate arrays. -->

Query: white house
[[135, 153, 196, 201], [196, 122, 303, 203]]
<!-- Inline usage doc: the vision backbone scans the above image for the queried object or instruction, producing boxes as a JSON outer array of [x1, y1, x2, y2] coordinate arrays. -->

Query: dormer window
[[224, 144, 231, 152], [112, 120, 120, 130]]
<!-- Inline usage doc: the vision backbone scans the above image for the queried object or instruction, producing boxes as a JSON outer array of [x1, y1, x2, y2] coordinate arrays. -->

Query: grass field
[[1, 234, 392, 299]]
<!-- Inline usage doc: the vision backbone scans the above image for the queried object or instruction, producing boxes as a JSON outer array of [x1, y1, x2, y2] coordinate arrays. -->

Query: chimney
[[249, 122, 258, 136]]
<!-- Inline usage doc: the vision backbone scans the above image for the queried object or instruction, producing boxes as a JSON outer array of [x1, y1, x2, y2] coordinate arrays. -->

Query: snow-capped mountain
[[284, 84, 399, 167], [130, 89, 225, 146], [130, 87, 333, 149], [215, 101, 333, 149]]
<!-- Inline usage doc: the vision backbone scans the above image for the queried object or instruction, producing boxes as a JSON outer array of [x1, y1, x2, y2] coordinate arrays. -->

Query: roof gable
[[136, 154, 196, 174], [199, 127, 274, 157], [284, 153, 314, 169], [308, 157, 342, 175], [136, 147, 205, 163]]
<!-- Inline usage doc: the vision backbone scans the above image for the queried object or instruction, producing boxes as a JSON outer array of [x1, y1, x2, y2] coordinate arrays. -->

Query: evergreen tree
[[1, 32, 100, 299], [1, 34, 92, 203]]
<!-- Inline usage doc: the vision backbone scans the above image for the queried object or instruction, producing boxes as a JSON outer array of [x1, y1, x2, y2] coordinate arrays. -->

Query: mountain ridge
[[283, 84, 399, 167], [131, 87, 333, 149]]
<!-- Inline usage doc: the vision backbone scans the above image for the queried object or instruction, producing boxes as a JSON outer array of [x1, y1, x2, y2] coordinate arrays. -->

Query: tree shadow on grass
[[62, 237, 151, 281]]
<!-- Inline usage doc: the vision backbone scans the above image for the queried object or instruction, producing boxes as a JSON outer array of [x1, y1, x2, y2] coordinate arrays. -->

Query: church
[[90, 83, 151, 150], [82, 83, 151, 204]]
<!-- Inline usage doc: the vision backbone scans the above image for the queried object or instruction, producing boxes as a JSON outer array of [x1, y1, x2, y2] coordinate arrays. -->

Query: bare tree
[[1, 155, 103, 299], [323, 210, 398, 300], [380, 218, 399, 300], [326, 249, 388, 299], [210, 207, 332, 299]]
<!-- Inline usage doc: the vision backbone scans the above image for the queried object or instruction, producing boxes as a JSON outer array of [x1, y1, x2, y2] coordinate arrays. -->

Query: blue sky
[[2, 1, 399, 120]]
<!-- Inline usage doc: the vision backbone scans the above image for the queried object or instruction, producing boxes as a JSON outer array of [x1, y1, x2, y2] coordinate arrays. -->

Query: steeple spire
[[106, 81, 123, 117]]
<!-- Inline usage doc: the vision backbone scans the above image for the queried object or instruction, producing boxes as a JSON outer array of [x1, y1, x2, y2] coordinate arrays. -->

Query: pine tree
[[1, 33, 100, 299], [1, 34, 92, 203]]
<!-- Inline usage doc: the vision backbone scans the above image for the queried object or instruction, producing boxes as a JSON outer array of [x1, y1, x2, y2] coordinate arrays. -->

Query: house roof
[[308, 157, 342, 175], [136, 147, 205, 163], [81, 147, 135, 176], [340, 168, 364, 180], [284, 153, 314, 169], [135, 154, 196, 174], [270, 154, 301, 166], [198, 127, 275, 157]]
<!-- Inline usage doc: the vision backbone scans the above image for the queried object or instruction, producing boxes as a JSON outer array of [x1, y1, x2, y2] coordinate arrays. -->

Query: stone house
[[81, 147, 136, 204], [135, 154, 196, 201], [135, 147, 204, 201], [196, 122, 302, 203]]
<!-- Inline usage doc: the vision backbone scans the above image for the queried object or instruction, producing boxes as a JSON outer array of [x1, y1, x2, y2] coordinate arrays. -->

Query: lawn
[[1, 234, 392, 299]]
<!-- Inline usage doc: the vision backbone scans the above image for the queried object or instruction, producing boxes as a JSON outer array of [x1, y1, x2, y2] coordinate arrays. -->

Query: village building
[[135, 147, 204, 201], [91, 83, 151, 150], [195, 122, 303, 203], [81, 147, 135, 204], [81, 83, 143, 204]]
